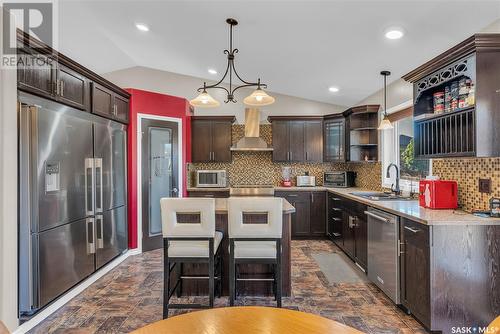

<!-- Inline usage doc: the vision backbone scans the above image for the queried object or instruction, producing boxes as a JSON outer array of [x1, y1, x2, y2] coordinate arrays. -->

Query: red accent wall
[[126, 88, 192, 249]]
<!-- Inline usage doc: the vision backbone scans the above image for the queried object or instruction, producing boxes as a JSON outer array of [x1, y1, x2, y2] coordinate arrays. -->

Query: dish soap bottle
[[490, 197, 500, 217]]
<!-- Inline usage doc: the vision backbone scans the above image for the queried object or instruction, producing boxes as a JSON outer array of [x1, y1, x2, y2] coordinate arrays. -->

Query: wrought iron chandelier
[[190, 18, 275, 108]]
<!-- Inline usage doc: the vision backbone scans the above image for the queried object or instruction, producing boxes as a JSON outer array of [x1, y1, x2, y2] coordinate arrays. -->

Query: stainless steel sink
[[350, 192, 412, 201]]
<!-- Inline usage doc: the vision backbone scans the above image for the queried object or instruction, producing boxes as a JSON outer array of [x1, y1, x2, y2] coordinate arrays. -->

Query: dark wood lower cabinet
[[401, 218, 431, 329], [275, 191, 325, 239], [310, 191, 326, 236], [327, 193, 366, 271]]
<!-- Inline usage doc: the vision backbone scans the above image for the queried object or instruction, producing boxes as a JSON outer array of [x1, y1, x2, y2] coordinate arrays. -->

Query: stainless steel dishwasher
[[365, 207, 400, 304]]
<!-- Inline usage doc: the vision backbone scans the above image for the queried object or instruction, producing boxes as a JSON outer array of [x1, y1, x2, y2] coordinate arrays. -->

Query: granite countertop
[[187, 187, 230, 192], [214, 198, 296, 214], [324, 187, 500, 226]]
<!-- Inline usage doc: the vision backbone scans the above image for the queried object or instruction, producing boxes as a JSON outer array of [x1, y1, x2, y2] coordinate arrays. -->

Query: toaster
[[296, 175, 316, 187]]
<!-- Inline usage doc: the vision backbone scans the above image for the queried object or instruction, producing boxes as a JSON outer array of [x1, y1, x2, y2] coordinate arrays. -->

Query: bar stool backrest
[[227, 197, 282, 238], [160, 198, 215, 238]]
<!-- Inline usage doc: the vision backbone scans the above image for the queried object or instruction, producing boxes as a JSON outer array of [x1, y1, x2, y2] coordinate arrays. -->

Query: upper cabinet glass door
[[324, 119, 345, 162]]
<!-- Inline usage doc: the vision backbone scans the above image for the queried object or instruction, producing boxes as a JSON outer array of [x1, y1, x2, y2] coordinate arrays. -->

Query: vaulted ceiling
[[56, 1, 500, 106]]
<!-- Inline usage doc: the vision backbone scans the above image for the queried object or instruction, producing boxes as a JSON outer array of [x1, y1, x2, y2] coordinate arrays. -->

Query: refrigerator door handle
[[96, 214, 104, 249], [86, 218, 96, 254], [85, 158, 95, 216], [95, 158, 103, 213]]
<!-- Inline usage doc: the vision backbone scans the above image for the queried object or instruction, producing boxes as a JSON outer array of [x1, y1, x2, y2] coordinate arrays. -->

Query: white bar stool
[[160, 198, 223, 318], [227, 197, 283, 307]]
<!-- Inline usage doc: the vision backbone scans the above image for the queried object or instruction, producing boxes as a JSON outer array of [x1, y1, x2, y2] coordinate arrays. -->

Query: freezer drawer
[[93, 118, 127, 212], [38, 218, 96, 308], [96, 206, 128, 269]]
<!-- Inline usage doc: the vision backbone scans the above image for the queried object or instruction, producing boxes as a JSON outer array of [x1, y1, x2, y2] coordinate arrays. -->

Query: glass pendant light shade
[[378, 115, 394, 130], [243, 88, 275, 106], [378, 70, 393, 130], [189, 90, 220, 108]]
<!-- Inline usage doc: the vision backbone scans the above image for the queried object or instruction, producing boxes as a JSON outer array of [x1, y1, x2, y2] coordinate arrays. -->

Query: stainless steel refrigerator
[[18, 92, 128, 316]]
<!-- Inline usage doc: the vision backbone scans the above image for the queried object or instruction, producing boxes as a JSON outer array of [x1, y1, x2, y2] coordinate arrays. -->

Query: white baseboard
[[13, 249, 140, 334]]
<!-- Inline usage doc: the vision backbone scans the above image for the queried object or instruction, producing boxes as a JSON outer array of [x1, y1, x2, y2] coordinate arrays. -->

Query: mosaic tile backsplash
[[188, 125, 382, 191], [189, 124, 499, 212], [432, 158, 500, 212]]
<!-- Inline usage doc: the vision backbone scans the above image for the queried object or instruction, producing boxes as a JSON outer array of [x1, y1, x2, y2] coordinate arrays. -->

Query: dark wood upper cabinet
[[17, 30, 130, 122], [323, 115, 346, 162], [113, 94, 130, 123], [400, 218, 431, 329], [268, 116, 323, 163], [304, 121, 323, 162], [270, 121, 289, 162], [211, 120, 232, 162], [191, 116, 235, 163], [92, 83, 113, 117], [17, 49, 56, 98], [92, 83, 129, 123], [403, 33, 500, 158], [57, 64, 88, 110], [309, 191, 326, 237], [289, 121, 305, 162]]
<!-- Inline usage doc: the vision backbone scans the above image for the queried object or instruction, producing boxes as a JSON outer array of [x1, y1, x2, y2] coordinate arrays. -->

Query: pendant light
[[378, 70, 394, 130], [189, 83, 220, 108], [243, 79, 276, 106], [190, 18, 275, 108]]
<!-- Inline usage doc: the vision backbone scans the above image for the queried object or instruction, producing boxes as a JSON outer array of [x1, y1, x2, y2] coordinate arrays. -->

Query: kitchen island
[[174, 198, 295, 297]]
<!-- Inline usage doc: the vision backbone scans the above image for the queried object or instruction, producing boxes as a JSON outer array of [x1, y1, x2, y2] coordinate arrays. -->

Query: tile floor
[[29, 240, 427, 333]]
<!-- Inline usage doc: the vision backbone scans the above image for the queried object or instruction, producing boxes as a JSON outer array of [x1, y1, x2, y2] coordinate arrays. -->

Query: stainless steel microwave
[[323, 171, 356, 188], [195, 170, 227, 188]]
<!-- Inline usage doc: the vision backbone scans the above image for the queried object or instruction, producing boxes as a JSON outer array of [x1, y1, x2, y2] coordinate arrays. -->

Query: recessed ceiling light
[[135, 23, 149, 32], [385, 27, 404, 40], [208, 68, 217, 75], [328, 86, 339, 93]]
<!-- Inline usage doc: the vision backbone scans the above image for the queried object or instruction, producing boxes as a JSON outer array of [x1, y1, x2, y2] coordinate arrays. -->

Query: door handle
[[95, 158, 103, 213], [86, 218, 96, 254], [365, 211, 391, 223], [96, 214, 104, 249], [84, 158, 95, 216], [404, 226, 420, 233]]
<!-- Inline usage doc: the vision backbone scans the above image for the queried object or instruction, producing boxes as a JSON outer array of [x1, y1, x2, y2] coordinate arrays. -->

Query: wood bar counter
[[174, 198, 295, 297]]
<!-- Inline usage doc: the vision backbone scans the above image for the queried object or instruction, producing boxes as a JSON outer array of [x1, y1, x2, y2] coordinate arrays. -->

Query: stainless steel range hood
[[231, 108, 273, 151]]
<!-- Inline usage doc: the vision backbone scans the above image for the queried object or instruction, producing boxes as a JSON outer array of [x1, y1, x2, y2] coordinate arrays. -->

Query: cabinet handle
[[306, 152, 308, 160], [60, 80, 64, 97], [287, 194, 298, 197], [311, 192, 314, 203], [331, 208, 342, 211], [348, 216, 357, 228], [404, 226, 420, 233], [331, 217, 342, 222], [398, 241, 405, 256], [332, 232, 341, 237], [204, 194, 215, 198], [290, 151, 292, 161], [330, 197, 341, 201], [212, 152, 216, 161]]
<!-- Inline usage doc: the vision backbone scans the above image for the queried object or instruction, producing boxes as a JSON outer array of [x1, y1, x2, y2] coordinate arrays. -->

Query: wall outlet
[[478, 178, 492, 194]]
